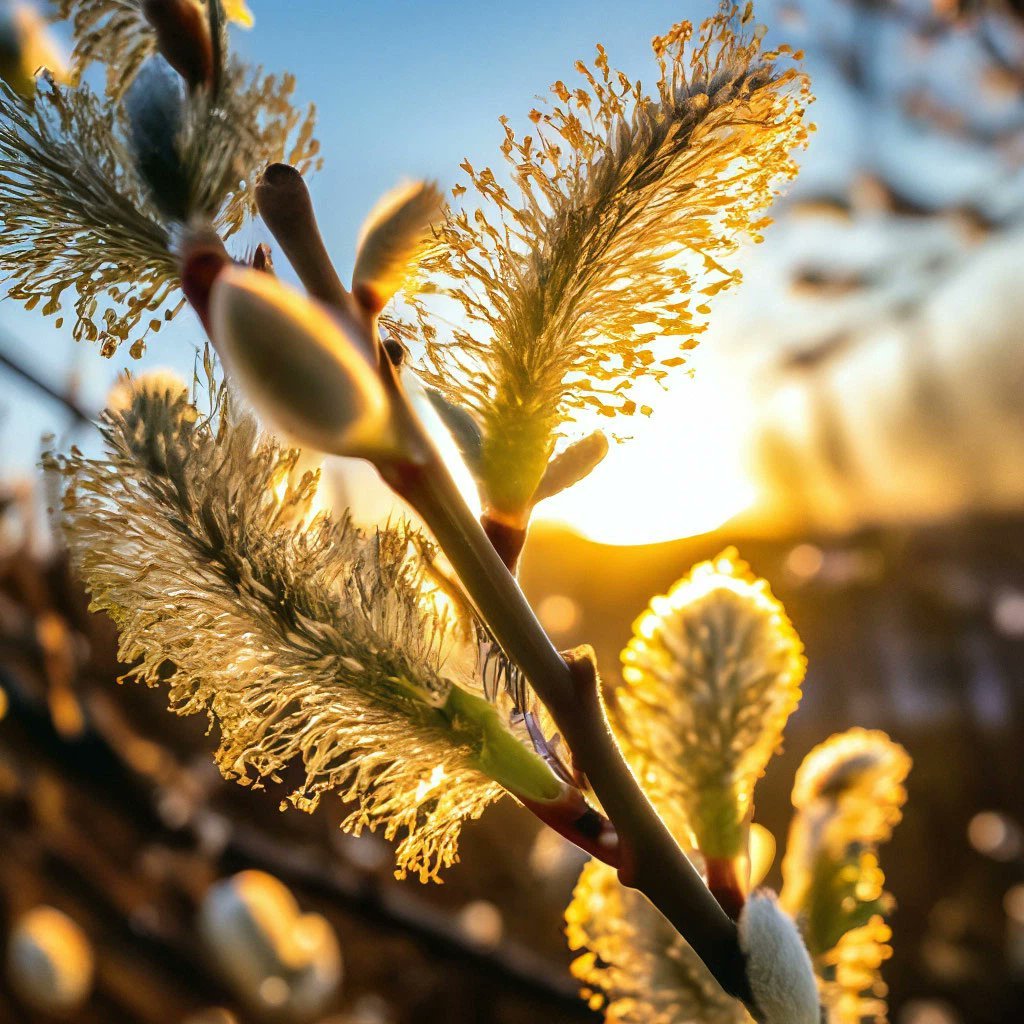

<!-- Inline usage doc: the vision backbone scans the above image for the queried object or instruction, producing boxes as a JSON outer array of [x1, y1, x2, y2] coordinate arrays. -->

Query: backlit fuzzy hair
[[0, 5, 318, 356], [47, 373, 511, 882], [416, 4, 812, 516]]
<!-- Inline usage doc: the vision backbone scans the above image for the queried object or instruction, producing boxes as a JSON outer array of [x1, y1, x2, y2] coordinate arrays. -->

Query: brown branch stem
[[705, 856, 747, 922], [255, 163, 350, 312], [0, 344, 92, 426], [377, 374, 756, 1014]]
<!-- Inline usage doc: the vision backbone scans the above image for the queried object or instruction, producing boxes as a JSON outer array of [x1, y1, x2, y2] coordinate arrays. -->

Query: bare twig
[[374, 358, 757, 1012], [0, 342, 92, 425]]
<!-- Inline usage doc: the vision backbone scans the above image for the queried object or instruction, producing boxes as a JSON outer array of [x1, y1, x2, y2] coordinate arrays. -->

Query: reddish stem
[[179, 233, 232, 335], [481, 513, 528, 574], [705, 856, 747, 922]]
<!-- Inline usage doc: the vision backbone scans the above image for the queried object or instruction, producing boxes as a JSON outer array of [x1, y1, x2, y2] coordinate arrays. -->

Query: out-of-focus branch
[[0, 637, 587, 1014], [0, 343, 92, 426]]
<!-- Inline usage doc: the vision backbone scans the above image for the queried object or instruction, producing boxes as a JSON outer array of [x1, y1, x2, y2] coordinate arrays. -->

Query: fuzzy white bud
[[200, 871, 342, 1017], [352, 180, 443, 314], [738, 891, 820, 1024], [210, 266, 398, 458]]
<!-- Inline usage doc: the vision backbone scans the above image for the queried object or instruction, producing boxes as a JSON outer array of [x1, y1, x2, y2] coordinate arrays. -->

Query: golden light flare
[[536, 365, 756, 546]]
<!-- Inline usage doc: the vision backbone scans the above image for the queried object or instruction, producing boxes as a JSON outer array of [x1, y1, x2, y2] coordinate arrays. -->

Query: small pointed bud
[[125, 55, 189, 221], [142, 0, 215, 91], [251, 242, 274, 274], [531, 431, 609, 505], [352, 180, 443, 315], [383, 335, 408, 367], [255, 163, 349, 311], [210, 266, 397, 458], [738, 892, 819, 1024], [749, 822, 777, 889]]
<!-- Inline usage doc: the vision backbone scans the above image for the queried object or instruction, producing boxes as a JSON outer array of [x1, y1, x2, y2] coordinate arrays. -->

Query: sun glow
[[537, 364, 755, 547], [320, 362, 753, 549]]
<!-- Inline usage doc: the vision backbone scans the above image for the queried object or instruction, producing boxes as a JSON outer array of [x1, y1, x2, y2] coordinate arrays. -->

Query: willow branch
[[0, 343, 92, 426], [178, 248, 755, 1012], [376, 369, 756, 1013]]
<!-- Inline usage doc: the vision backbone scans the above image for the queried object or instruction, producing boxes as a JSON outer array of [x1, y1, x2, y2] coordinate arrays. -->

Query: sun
[[412, 352, 755, 549], [536, 361, 756, 547]]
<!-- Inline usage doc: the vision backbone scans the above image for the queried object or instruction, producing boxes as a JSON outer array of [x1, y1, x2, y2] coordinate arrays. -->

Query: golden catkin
[[47, 374, 521, 883], [614, 549, 806, 858], [565, 860, 750, 1024], [417, 5, 812, 516], [781, 729, 911, 1024]]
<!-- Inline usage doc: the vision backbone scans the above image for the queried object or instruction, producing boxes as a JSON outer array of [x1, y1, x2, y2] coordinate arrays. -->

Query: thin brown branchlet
[[415, 3, 812, 522]]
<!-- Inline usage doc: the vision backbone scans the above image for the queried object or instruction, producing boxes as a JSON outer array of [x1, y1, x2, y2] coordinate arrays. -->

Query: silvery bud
[[6, 906, 95, 1014], [125, 55, 189, 221], [210, 266, 399, 458], [199, 871, 342, 1019], [738, 891, 819, 1024]]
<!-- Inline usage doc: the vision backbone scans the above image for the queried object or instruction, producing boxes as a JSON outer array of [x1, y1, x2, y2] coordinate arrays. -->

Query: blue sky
[[0, 0, 711, 482], [245, 0, 707, 267]]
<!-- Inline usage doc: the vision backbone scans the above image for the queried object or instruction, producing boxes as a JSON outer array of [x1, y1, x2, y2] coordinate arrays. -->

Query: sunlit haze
[[536, 356, 757, 546]]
